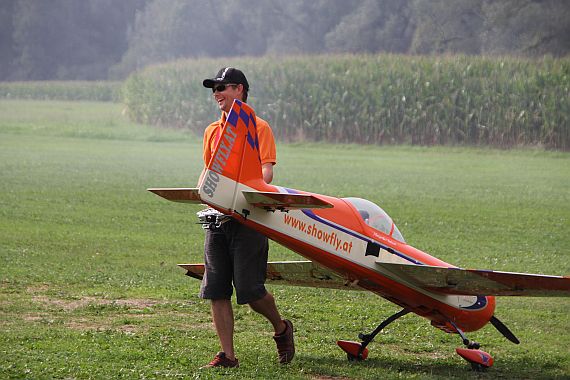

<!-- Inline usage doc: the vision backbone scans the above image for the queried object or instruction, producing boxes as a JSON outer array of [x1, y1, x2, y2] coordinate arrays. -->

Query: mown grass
[[0, 81, 121, 102], [1, 100, 569, 379]]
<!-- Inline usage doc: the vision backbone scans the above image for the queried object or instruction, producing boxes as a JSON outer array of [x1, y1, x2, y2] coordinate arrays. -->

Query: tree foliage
[[7, 0, 146, 80], [410, 0, 485, 54], [2, 0, 569, 81], [481, 0, 570, 56], [111, 0, 230, 78], [325, 0, 414, 53], [0, 0, 18, 80]]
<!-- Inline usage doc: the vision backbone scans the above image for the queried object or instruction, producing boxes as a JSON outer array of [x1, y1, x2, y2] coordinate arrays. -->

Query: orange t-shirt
[[203, 112, 277, 167]]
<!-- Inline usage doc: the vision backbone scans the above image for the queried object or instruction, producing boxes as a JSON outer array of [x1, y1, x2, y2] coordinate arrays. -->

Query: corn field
[[122, 55, 568, 150]]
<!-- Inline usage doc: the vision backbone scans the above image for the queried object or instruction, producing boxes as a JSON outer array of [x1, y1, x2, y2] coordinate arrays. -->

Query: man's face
[[212, 83, 242, 113]]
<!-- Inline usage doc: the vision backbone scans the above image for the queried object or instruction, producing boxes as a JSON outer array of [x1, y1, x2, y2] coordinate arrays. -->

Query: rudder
[[199, 99, 265, 212]]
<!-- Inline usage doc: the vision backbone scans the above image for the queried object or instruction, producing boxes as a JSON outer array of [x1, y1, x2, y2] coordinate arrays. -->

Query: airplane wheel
[[470, 362, 486, 372], [338, 340, 369, 361], [347, 353, 362, 362]]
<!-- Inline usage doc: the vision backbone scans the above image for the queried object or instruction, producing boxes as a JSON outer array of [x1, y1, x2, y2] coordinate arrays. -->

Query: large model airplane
[[149, 100, 570, 371]]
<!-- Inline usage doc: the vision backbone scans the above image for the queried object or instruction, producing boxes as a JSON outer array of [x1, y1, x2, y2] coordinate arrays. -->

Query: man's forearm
[[262, 163, 274, 184]]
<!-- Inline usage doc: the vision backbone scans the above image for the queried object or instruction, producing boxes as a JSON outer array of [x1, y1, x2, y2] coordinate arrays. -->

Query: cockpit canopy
[[343, 197, 405, 243]]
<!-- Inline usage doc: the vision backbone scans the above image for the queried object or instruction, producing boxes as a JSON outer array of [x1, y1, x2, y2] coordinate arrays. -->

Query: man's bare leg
[[211, 299, 236, 360], [248, 292, 286, 334]]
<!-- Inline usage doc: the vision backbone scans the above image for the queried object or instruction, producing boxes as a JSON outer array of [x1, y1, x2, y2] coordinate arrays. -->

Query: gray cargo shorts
[[199, 219, 269, 305]]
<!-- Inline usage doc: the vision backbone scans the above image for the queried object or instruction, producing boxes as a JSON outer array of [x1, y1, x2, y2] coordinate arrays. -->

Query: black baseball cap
[[203, 67, 249, 91]]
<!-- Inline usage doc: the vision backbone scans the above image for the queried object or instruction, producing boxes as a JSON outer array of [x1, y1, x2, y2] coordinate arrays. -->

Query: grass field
[[0, 100, 569, 379]]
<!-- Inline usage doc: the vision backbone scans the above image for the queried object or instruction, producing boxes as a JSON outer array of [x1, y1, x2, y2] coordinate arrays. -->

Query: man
[[198, 67, 294, 368]]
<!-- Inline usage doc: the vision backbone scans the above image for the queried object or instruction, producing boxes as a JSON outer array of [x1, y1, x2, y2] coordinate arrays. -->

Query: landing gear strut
[[448, 320, 493, 371], [337, 310, 494, 371], [338, 311, 517, 371], [337, 308, 410, 361]]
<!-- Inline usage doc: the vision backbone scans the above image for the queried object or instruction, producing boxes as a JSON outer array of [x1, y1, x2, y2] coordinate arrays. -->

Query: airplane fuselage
[[218, 181, 496, 334]]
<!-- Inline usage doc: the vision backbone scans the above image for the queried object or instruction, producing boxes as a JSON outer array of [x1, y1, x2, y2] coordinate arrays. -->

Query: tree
[[0, 0, 17, 80], [112, 0, 234, 77], [325, 0, 413, 53], [409, 0, 484, 55], [261, 0, 359, 55], [113, 0, 357, 73], [481, 0, 570, 57], [11, 0, 145, 80], [3, 0, 569, 81]]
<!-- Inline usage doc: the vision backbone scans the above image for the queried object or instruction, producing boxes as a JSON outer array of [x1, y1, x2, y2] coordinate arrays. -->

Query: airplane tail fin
[[199, 99, 267, 212]]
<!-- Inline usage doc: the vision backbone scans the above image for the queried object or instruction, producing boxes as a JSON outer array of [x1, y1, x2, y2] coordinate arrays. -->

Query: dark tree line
[[1, 0, 147, 80], [1, 0, 569, 81]]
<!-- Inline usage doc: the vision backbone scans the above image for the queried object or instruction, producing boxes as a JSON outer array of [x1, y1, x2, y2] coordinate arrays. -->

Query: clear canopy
[[343, 197, 405, 243]]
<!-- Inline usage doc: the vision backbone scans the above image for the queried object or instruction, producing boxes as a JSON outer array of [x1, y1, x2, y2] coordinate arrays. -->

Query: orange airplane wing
[[242, 191, 333, 211], [380, 262, 570, 297], [179, 261, 361, 290], [148, 188, 201, 203]]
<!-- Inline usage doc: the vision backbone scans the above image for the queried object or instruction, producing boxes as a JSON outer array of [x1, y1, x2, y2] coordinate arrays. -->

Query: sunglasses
[[212, 83, 238, 93]]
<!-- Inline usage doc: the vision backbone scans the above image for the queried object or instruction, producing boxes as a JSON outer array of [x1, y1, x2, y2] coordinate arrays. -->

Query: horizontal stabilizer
[[148, 188, 201, 203], [242, 191, 333, 211], [178, 263, 205, 280], [380, 262, 570, 297], [179, 261, 361, 290]]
